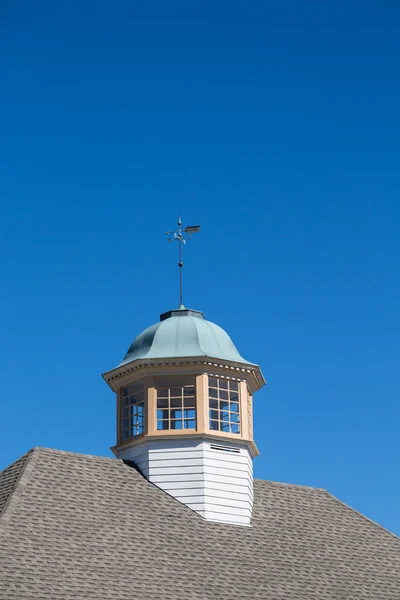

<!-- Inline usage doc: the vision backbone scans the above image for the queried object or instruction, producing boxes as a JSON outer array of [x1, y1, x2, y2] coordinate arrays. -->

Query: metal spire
[[165, 217, 200, 309]]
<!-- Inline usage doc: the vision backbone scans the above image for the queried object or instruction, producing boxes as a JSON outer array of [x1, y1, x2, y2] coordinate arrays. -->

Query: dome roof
[[119, 308, 252, 366]]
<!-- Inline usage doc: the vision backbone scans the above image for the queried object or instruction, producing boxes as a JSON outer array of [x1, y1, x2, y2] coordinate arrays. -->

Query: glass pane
[[122, 387, 129, 397], [230, 392, 239, 402], [122, 429, 129, 440], [220, 421, 230, 432], [209, 399, 218, 410], [171, 419, 183, 430], [157, 419, 169, 431], [157, 388, 168, 399], [230, 413, 240, 423], [123, 407, 129, 418], [209, 409, 219, 420], [209, 377, 218, 388], [184, 397, 195, 407], [184, 419, 196, 429], [170, 387, 182, 398], [171, 409, 182, 419], [184, 386, 195, 396], [230, 402, 239, 412], [210, 420, 219, 431], [229, 380, 239, 392], [219, 379, 228, 390], [170, 398, 182, 408], [123, 398, 130, 407], [221, 411, 230, 422], [209, 387, 218, 398], [231, 423, 240, 434], [219, 400, 229, 411], [157, 399, 168, 409], [220, 389, 228, 400], [184, 409, 195, 419], [130, 382, 144, 394]]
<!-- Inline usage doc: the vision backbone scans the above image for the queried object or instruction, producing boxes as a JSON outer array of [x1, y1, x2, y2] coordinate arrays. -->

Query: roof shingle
[[0, 447, 399, 600], [0, 451, 31, 517]]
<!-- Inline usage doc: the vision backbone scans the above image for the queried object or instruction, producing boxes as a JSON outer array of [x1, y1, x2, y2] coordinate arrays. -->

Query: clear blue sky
[[1, 2, 399, 535]]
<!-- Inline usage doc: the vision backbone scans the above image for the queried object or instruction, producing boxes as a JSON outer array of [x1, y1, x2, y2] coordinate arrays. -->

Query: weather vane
[[165, 217, 200, 308]]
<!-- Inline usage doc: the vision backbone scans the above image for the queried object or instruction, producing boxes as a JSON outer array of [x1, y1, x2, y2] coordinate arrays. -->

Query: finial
[[165, 217, 200, 308]]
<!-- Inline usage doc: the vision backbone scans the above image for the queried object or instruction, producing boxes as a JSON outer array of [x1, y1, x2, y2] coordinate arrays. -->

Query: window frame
[[120, 381, 146, 441], [208, 376, 241, 435], [155, 375, 197, 432]]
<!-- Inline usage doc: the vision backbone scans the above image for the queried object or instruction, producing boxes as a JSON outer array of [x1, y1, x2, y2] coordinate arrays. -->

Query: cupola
[[103, 307, 265, 526]]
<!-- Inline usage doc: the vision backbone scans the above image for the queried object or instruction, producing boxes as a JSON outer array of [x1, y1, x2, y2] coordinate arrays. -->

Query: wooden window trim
[[155, 376, 197, 432], [208, 377, 241, 435]]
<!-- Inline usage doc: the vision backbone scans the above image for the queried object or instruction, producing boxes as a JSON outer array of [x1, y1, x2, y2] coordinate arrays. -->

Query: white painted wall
[[117, 438, 254, 526]]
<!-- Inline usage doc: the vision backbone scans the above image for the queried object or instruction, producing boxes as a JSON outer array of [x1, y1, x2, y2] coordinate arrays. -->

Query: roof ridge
[[0, 447, 119, 537], [187, 315, 202, 356], [253, 477, 324, 491], [322, 489, 400, 543], [26, 446, 117, 462], [202, 318, 229, 360], [0, 447, 41, 536]]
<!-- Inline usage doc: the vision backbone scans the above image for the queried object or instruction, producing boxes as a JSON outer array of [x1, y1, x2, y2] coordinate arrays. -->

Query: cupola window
[[156, 376, 196, 431], [121, 382, 145, 440], [209, 377, 240, 434]]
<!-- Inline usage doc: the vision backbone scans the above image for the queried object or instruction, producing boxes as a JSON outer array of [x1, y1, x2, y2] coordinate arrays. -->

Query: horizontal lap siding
[[151, 472, 204, 483], [203, 511, 251, 526], [201, 444, 252, 524], [176, 494, 252, 509], [117, 438, 253, 526], [158, 479, 206, 490], [117, 444, 150, 477], [148, 445, 206, 507]]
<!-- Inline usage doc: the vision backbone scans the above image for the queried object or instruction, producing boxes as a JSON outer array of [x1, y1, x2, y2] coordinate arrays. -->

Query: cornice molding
[[112, 431, 259, 459], [102, 356, 265, 394]]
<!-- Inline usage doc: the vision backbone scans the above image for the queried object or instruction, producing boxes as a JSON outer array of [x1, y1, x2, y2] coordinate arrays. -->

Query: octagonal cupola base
[[115, 436, 255, 526]]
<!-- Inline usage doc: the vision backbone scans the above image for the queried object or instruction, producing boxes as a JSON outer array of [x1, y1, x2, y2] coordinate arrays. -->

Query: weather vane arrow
[[165, 217, 200, 309]]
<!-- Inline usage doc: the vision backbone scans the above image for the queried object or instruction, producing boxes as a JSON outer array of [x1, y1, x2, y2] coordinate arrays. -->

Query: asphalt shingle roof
[[0, 446, 399, 599], [0, 452, 29, 517]]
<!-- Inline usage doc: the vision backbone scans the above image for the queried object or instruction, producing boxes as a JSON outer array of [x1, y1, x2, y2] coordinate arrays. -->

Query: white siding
[[116, 438, 253, 526]]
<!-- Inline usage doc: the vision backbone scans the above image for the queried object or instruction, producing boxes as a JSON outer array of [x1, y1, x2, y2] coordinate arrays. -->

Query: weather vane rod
[[165, 217, 200, 308]]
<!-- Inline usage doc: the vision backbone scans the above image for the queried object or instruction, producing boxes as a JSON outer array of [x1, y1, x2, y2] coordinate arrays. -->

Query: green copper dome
[[119, 308, 252, 366]]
